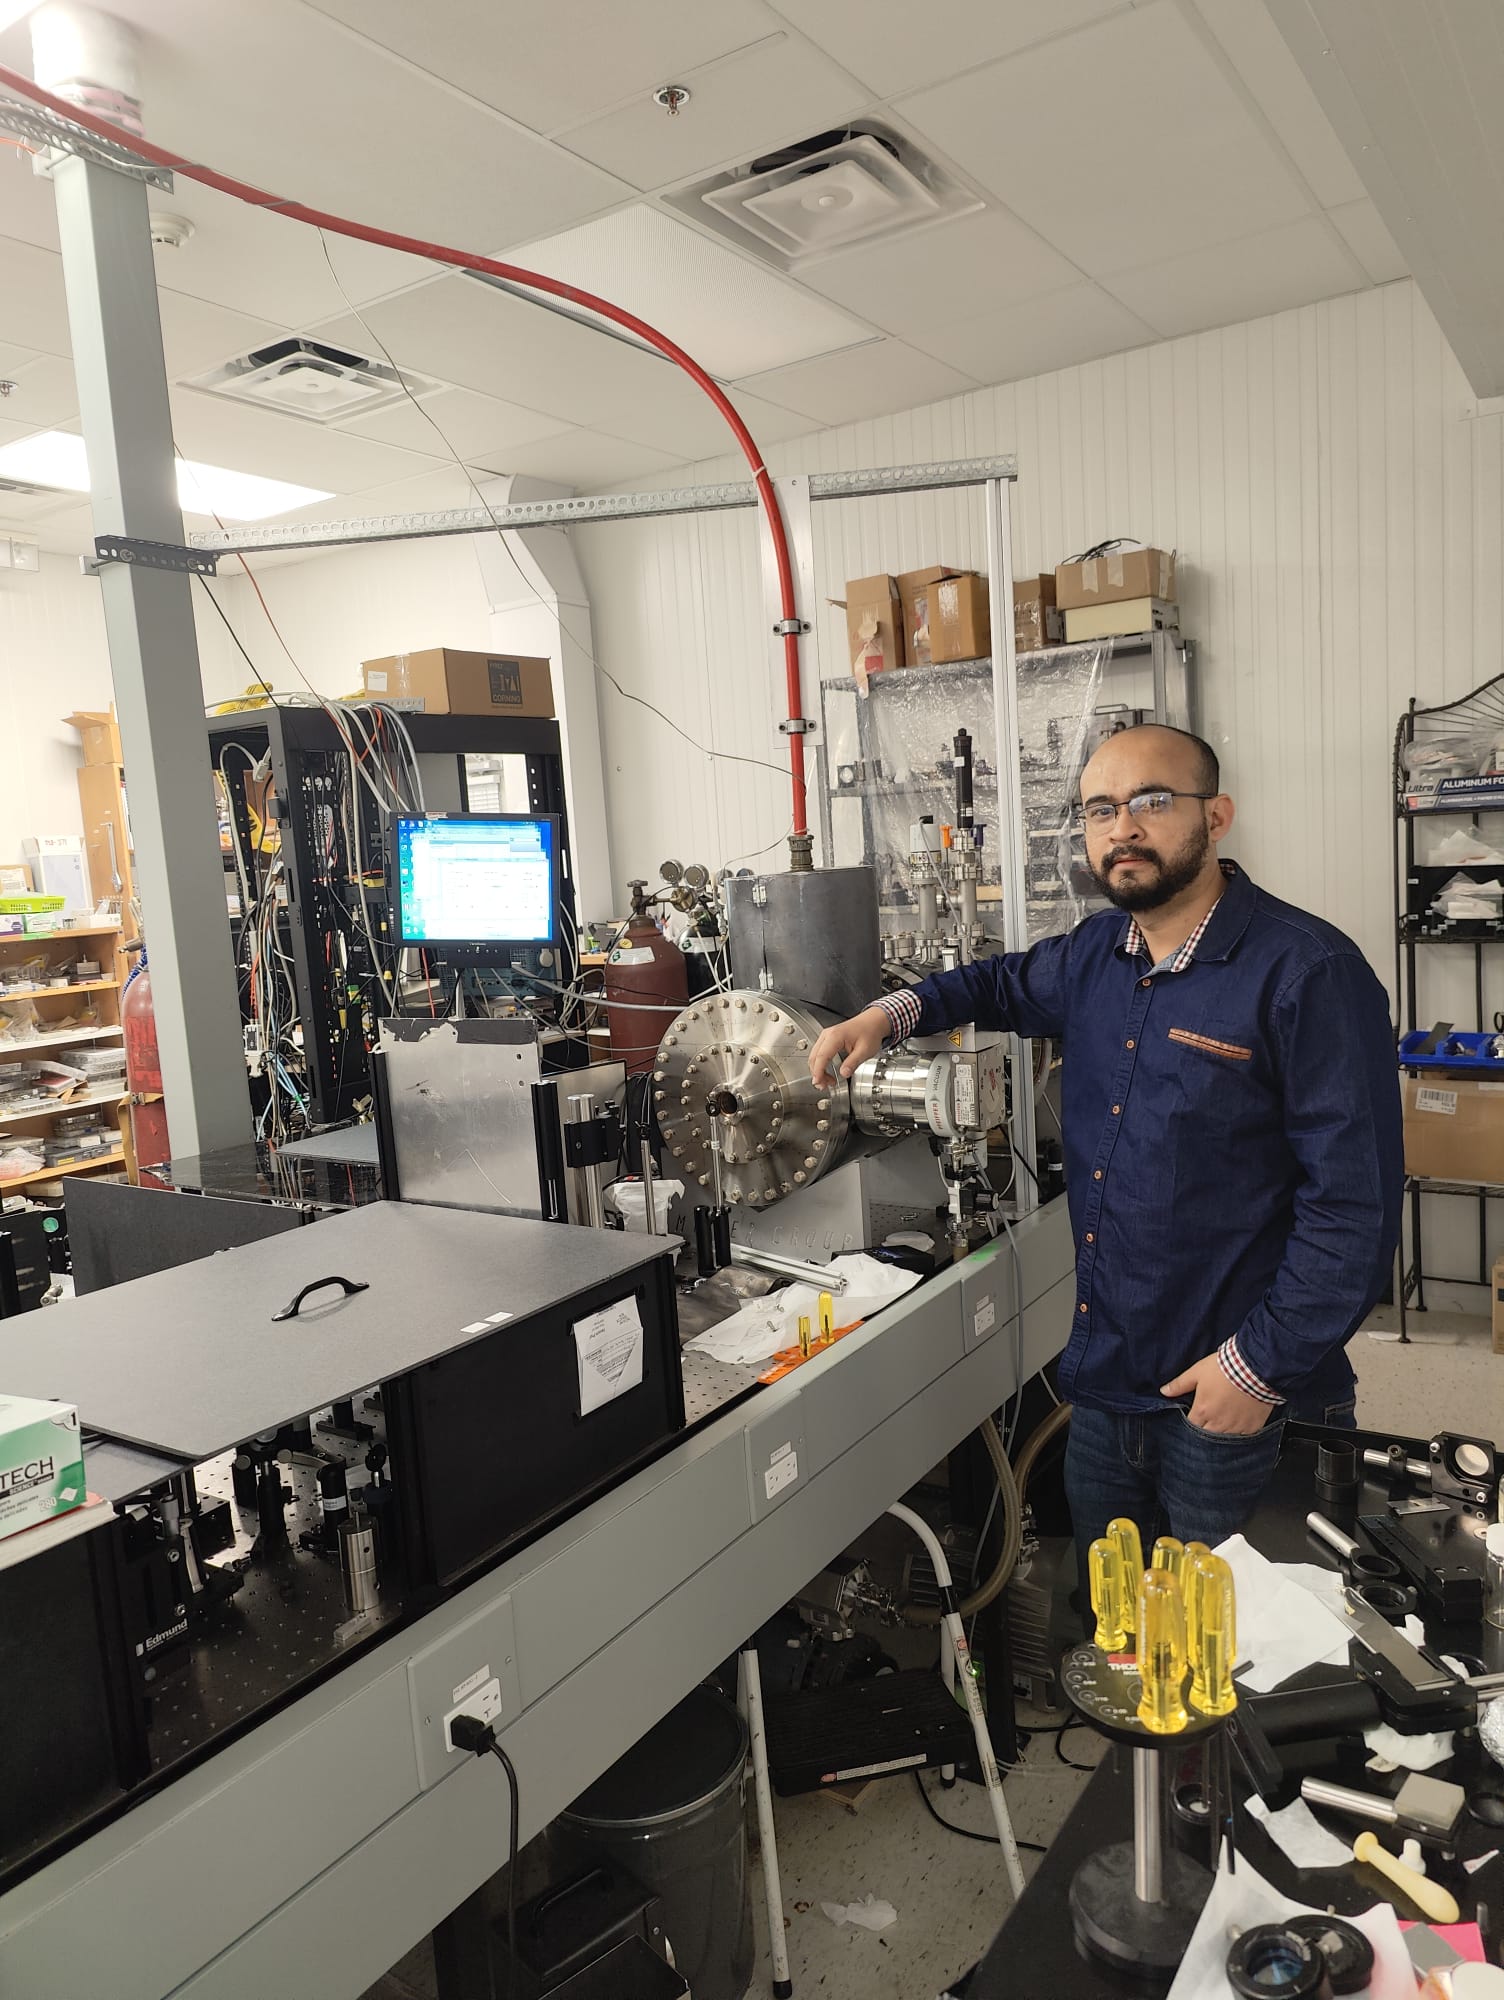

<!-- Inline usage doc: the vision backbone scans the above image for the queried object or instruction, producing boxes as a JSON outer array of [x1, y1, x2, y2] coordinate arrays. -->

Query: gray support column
[[50, 153, 250, 1155]]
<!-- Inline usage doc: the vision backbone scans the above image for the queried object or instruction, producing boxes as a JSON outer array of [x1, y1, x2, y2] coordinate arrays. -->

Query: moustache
[[1105, 845, 1158, 869]]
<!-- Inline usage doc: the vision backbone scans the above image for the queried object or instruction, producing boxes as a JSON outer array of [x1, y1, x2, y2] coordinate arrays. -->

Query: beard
[[1089, 816, 1212, 912]]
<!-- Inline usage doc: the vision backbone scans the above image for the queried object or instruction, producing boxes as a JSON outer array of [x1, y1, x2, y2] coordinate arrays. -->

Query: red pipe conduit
[[0, 62, 811, 847]]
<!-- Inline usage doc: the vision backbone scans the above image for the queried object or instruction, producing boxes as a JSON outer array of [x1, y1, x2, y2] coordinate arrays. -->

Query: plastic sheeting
[[822, 646, 1125, 944]]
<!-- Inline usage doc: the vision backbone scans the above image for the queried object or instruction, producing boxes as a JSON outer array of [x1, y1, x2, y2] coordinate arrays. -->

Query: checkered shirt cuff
[[874, 989, 921, 1040], [1217, 1336, 1282, 1406]]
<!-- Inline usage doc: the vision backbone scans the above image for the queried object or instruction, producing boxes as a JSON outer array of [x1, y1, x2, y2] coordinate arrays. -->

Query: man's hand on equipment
[[1160, 1354, 1273, 1435], [808, 1006, 889, 1084]]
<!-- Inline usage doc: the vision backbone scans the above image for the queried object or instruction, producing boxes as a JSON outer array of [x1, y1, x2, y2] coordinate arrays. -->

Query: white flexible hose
[[888, 1502, 1026, 1898]]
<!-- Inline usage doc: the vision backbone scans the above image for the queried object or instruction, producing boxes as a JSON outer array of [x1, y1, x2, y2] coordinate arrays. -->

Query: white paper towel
[[1212, 1534, 1352, 1693], [1243, 1794, 1353, 1869]]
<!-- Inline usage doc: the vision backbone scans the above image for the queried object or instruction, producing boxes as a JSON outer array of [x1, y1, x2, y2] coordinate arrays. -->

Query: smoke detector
[[187, 338, 443, 425], [148, 212, 194, 250], [670, 123, 984, 271]]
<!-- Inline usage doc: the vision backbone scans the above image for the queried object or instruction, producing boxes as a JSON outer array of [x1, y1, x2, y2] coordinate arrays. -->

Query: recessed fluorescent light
[[0, 1, 43, 30], [0, 431, 331, 522]]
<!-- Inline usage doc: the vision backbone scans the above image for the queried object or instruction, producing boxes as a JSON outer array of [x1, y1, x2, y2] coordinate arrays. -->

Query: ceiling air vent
[[187, 339, 442, 424], [670, 124, 984, 272]]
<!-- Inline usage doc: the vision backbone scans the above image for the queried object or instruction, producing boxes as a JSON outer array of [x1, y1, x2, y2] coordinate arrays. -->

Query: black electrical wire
[[487, 1739, 521, 1993], [1054, 1720, 1097, 1772], [912, 1771, 1046, 1852]]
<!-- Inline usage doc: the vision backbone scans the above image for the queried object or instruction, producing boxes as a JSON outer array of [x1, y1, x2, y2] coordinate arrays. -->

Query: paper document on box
[[573, 1297, 645, 1414]]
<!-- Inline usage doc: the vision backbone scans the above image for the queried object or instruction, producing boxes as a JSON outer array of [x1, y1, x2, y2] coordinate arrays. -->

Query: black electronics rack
[[1392, 675, 1504, 1337], [207, 706, 576, 1127]]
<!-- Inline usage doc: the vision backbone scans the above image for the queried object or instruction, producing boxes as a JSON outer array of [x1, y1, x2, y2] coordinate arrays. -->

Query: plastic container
[[556, 1686, 753, 2000], [1399, 1028, 1504, 1072]]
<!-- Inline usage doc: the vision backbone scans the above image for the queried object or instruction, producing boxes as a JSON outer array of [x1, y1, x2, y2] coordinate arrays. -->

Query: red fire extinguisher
[[122, 946, 170, 1172]]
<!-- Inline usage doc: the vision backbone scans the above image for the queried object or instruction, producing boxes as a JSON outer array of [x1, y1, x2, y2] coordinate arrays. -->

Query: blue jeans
[[1065, 1396, 1357, 1602]]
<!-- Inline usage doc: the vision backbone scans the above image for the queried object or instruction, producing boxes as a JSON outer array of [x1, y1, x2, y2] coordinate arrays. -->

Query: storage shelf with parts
[[1393, 674, 1504, 1336], [0, 1191, 1074, 2000], [0, 925, 127, 1187]]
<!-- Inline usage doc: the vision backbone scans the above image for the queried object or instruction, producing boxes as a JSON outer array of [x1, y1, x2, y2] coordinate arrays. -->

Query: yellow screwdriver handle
[[1151, 1536, 1186, 1587], [1108, 1517, 1144, 1597], [1136, 1570, 1190, 1734], [1088, 1537, 1131, 1653], [1187, 1552, 1238, 1716]]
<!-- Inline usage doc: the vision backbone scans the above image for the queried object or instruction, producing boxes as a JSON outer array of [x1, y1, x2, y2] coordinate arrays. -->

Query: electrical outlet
[[443, 1670, 503, 1754]]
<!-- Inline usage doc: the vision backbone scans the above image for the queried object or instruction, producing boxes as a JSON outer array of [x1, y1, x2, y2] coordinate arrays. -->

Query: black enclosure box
[[389, 1249, 684, 1589], [0, 1511, 146, 1892]]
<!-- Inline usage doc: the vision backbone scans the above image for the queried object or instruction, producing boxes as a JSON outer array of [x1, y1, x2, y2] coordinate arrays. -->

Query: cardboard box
[[1063, 596, 1180, 644], [835, 575, 905, 679], [1402, 1073, 1504, 1185], [929, 572, 990, 664], [360, 648, 555, 718], [1013, 575, 1063, 655], [0, 1395, 85, 1541], [64, 708, 122, 766], [1056, 546, 1176, 612], [897, 565, 962, 666]]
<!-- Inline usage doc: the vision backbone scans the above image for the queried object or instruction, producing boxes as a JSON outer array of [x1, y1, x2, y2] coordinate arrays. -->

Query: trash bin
[[557, 1685, 754, 2000]]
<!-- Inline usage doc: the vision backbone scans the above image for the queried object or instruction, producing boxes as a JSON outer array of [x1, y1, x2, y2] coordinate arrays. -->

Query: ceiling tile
[[1188, 0, 1367, 209], [126, 0, 631, 250], [170, 388, 446, 494], [306, 276, 811, 456], [485, 429, 686, 490], [1102, 215, 1365, 339], [896, 0, 1312, 275], [558, 32, 872, 192], [508, 206, 873, 378], [1326, 197, 1408, 286], [0, 237, 72, 357], [336, 387, 571, 459], [769, 0, 1131, 99], [798, 206, 1083, 334], [149, 180, 439, 329], [0, 149, 60, 254], [0, 353, 76, 430], [301, 0, 778, 136], [0, 342, 44, 378], [905, 282, 1155, 383], [736, 337, 975, 424]]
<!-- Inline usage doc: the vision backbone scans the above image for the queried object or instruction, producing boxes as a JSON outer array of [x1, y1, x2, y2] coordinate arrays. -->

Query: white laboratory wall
[[201, 534, 497, 705]]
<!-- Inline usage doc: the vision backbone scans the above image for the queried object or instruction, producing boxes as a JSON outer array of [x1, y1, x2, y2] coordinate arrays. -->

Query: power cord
[[913, 1770, 1046, 1853], [449, 1714, 521, 1991], [1054, 1720, 1097, 1772]]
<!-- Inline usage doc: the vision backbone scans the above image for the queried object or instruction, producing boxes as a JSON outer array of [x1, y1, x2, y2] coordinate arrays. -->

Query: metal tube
[[639, 1137, 659, 1234], [740, 1645, 793, 1998], [917, 880, 939, 936], [1301, 1776, 1399, 1826], [1306, 1511, 1360, 1561], [1133, 1748, 1164, 1904], [729, 1243, 849, 1293], [567, 1092, 605, 1229]]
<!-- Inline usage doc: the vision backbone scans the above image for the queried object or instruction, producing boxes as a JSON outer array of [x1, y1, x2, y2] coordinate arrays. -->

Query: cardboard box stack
[[1055, 545, 1177, 644], [837, 565, 991, 680]]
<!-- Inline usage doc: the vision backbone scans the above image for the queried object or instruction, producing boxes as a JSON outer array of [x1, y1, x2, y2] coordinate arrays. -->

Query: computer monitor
[[391, 813, 560, 952]]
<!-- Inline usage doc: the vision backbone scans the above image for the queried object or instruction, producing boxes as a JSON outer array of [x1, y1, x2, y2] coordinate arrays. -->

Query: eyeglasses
[[1074, 790, 1216, 830]]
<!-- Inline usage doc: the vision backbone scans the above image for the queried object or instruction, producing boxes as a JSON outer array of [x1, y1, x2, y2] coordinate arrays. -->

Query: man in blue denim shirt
[[807, 725, 1402, 1556]]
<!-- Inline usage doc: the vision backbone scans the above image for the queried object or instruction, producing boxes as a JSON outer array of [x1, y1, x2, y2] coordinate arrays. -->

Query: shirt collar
[[1119, 861, 1248, 971]]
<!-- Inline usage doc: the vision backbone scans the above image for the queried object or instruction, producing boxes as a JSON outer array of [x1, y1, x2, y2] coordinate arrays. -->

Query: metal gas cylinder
[[605, 883, 689, 1076]]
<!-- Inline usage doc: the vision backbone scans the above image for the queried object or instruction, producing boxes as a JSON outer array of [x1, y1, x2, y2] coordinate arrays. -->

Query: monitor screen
[[392, 814, 559, 949]]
